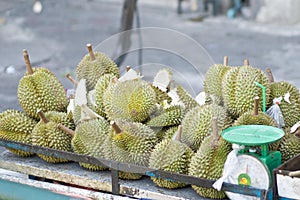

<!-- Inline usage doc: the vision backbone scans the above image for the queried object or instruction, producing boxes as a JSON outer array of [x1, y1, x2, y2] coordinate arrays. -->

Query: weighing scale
[[221, 125, 284, 200]]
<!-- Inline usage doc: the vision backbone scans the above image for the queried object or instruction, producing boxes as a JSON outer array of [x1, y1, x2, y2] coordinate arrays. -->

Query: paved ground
[[0, 0, 300, 112]]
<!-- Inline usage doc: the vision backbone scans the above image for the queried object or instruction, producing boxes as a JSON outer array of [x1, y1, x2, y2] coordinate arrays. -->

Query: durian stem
[[37, 110, 49, 123], [175, 125, 182, 142], [110, 121, 122, 134], [266, 67, 274, 83], [223, 56, 228, 66], [112, 77, 119, 84], [212, 117, 219, 147], [23, 49, 34, 75], [126, 66, 131, 72], [57, 123, 75, 137], [86, 43, 96, 61], [65, 73, 78, 86], [254, 96, 259, 115], [244, 59, 249, 66]]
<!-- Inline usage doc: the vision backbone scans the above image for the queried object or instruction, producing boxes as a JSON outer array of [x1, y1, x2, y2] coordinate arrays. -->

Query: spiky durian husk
[[181, 104, 231, 151], [87, 89, 97, 112], [149, 138, 194, 189], [176, 85, 198, 112], [25, 67, 55, 76], [151, 125, 178, 142], [73, 105, 82, 126], [278, 131, 300, 163], [0, 110, 37, 157], [32, 112, 74, 163], [72, 118, 110, 171], [103, 79, 156, 122], [146, 105, 183, 127], [32, 121, 73, 163], [222, 66, 270, 118], [151, 85, 172, 104], [76, 52, 119, 91], [189, 136, 231, 199], [95, 73, 115, 118], [269, 81, 300, 127], [18, 71, 68, 119], [103, 119, 157, 180], [204, 64, 231, 105], [44, 111, 75, 130], [233, 111, 276, 127]]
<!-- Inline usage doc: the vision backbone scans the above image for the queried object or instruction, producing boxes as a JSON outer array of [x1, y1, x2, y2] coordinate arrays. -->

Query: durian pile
[[2, 45, 300, 199]]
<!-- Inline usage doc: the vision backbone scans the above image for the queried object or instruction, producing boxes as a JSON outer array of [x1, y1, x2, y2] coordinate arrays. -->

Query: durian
[[58, 118, 110, 171], [175, 85, 199, 112], [151, 85, 172, 105], [269, 79, 300, 127], [222, 60, 270, 118], [31, 110, 74, 163], [204, 56, 231, 105], [278, 127, 300, 162], [233, 96, 276, 126], [149, 126, 194, 189], [146, 105, 183, 127], [189, 118, 231, 199], [103, 120, 157, 180], [181, 104, 231, 151], [0, 109, 37, 156], [103, 79, 157, 122], [75, 44, 119, 91], [18, 50, 68, 119], [94, 73, 116, 118]]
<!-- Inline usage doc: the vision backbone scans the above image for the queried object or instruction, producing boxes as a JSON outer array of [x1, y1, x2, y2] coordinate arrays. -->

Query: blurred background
[[1, 0, 300, 112]]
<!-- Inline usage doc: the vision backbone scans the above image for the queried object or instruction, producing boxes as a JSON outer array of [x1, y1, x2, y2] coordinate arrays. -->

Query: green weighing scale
[[221, 125, 284, 200]]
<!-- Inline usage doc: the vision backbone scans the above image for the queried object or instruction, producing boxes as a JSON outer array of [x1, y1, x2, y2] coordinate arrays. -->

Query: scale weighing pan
[[221, 125, 284, 146]]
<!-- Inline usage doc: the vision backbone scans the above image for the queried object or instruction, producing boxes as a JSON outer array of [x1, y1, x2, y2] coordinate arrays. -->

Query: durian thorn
[[86, 43, 96, 61], [223, 56, 228, 66], [110, 121, 122, 134], [244, 59, 249, 66], [126, 66, 131, 72], [37, 110, 49, 123], [254, 96, 259, 115], [65, 73, 78, 86], [211, 117, 219, 147], [175, 125, 182, 142], [23, 49, 34, 75], [57, 123, 75, 137], [266, 67, 274, 83]]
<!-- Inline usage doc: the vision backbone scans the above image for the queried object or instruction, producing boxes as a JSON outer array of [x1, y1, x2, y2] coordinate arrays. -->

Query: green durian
[[103, 119, 157, 180], [233, 97, 276, 127], [75, 44, 119, 91], [103, 79, 157, 122], [95, 73, 116, 118], [176, 85, 199, 112], [18, 50, 68, 119], [149, 126, 194, 189], [59, 118, 110, 171], [151, 85, 172, 105], [154, 125, 179, 141], [181, 104, 231, 151], [269, 81, 300, 127], [189, 133, 231, 199], [278, 128, 300, 162], [222, 64, 270, 118], [146, 105, 183, 127], [204, 57, 231, 105], [31, 111, 74, 163], [0, 109, 37, 156]]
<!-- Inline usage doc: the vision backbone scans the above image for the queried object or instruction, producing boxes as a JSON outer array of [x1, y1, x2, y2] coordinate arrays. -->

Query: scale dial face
[[223, 154, 271, 200]]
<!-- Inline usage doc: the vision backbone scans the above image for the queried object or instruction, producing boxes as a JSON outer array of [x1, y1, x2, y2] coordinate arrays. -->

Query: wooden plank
[[0, 151, 209, 200]]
